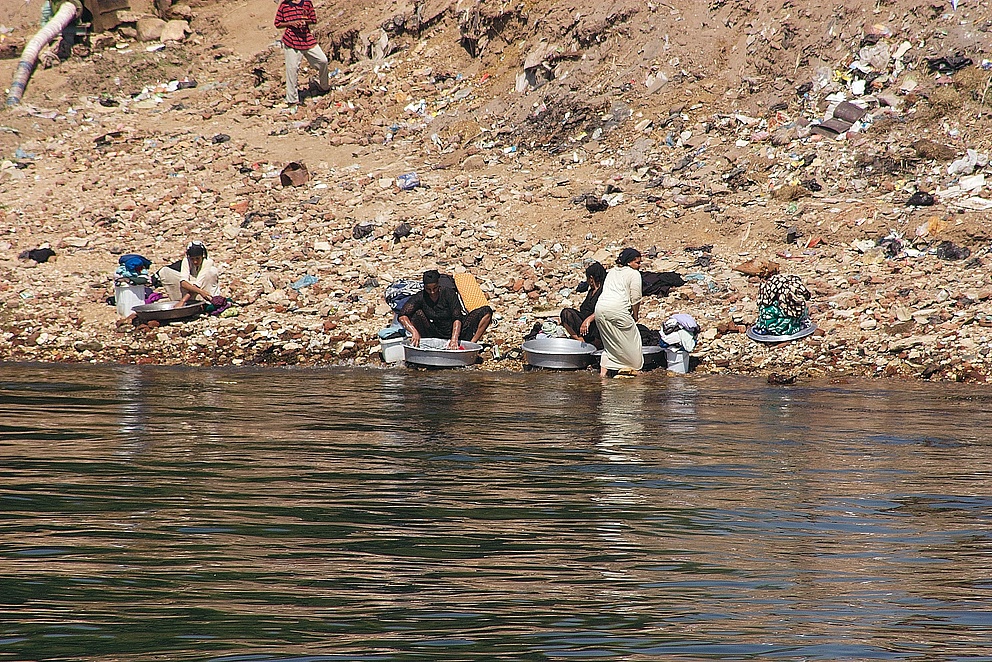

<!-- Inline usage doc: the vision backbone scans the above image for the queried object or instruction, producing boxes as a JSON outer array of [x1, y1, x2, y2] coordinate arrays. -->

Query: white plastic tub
[[380, 336, 406, 363], [663, 347, 690, 374], [114, 284, 146, 317]]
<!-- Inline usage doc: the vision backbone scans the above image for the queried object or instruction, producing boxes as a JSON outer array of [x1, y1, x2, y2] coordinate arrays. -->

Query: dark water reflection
[[2, 363, 992, 661]]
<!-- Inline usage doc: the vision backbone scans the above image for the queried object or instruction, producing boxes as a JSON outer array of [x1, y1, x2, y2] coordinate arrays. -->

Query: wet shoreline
[[2, 317, 982, 383]]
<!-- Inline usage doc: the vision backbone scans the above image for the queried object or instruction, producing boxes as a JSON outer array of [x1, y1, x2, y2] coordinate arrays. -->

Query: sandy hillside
[[1, 0, 992, 382]]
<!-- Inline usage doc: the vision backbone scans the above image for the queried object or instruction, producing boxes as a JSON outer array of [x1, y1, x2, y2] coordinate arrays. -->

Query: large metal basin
[[522, 338, 597, 369], [593, 344, 665, 370], [404, 338, 482, 367], [642, 344, 664, 370], [132, 301, 204, 322]]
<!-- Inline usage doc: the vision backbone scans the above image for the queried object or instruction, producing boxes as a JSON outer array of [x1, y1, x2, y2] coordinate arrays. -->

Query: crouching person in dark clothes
[[398, 270, 493, 348], [560, 261, 606, 348]]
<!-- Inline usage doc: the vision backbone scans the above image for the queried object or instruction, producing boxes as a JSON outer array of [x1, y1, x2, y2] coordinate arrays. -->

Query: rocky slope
[[1, 0, 992, 382]]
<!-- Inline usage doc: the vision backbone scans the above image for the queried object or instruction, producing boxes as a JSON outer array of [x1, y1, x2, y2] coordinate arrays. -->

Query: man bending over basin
[[398, 270, 492, 349]]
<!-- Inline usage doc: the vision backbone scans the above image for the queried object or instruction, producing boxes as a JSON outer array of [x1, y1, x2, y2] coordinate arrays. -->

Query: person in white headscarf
[[594, 248, 644, 377], [157, 241, 221, 307]]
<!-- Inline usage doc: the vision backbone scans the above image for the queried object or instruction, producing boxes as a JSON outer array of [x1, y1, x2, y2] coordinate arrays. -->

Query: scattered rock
[[136, 17, 167, 42], [160, 19, 190, 42], [1, 0, 991, 385]]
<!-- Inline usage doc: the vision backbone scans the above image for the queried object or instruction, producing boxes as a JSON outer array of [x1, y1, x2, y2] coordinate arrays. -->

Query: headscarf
[[422, 269, 440, 285], [186, 241, 207, 258], [617, 248, 641, 266]]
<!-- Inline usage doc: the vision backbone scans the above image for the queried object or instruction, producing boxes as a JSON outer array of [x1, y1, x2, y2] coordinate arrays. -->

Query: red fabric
[[274, 0, 318, 50]]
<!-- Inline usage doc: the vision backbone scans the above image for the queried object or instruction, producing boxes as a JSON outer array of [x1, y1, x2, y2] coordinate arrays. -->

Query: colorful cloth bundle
[[755, 302, 809, 336], [753, 274, 812, 336]]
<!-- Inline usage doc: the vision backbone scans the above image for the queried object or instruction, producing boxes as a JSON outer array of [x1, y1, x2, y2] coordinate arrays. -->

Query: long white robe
[[159, 257, 220, 302], [594, 265, 643, 371]]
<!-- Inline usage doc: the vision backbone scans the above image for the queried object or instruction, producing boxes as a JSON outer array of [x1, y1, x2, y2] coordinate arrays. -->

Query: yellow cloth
[[454, 273, 489, 312]]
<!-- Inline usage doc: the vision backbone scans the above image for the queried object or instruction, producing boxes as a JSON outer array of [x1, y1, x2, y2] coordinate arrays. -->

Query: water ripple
[[1, 364, 992, 660]]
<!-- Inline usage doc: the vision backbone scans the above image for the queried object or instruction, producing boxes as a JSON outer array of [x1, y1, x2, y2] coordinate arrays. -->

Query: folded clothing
[[660, 313, 699, 351], [206, 296, 232, 316], [378, 326, 406, 340], [119, 253, 152, 273]]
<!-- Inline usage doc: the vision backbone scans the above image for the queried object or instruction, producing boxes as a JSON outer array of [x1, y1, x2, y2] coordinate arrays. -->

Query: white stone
[[160, 20, 189, 42], [136, 17, 166, 42]]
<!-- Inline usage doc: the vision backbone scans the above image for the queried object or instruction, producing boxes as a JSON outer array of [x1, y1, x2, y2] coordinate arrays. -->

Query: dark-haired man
[[398, 270, 492, 348]]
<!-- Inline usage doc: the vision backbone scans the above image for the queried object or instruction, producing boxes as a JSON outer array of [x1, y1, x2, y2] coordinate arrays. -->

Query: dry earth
[[2, 0, 992, 382]]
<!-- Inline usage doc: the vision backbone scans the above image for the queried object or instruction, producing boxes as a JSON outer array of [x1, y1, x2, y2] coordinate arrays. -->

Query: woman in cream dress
[[157, 241, 220, 307], [594, 248, 644, 377]]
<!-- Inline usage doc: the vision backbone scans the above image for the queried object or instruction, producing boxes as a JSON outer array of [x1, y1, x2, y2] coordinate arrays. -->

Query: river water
[[1, 363, 991, 661]]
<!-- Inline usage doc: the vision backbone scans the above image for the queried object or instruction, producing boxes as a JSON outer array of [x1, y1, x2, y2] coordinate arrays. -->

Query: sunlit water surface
[[2, 363, 991, 661]]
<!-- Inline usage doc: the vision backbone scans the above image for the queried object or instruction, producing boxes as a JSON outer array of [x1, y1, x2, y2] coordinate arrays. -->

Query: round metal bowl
[[522, 338, 597, 369], [403, 338, 482, 367], [593, 344, 665, 370], [132, 301, 205, 322], [642, 344, 664, 370]]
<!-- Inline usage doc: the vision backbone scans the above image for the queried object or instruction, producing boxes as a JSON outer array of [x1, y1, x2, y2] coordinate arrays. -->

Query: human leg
[[560, 308, 584, 339], [303, 45, 330, 91], [409, 310, 442, 338], [597, 309, 644, 372], [192, 265, 219, 299], [459, 306, 493, 343], [178, 279, 210, 303], [157, 266, 184, 301], [283, 46, 304, 104]]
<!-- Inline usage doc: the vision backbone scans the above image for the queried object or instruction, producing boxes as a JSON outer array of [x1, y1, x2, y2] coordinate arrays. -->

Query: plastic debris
[[395, 172, 420, 190], [906, 191, 935, 206], [948, 150, 989, 176], [291, 274, 319, 290]]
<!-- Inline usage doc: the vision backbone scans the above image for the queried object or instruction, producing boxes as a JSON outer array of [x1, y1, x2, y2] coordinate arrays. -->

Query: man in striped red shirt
[[274, 0, 329, 105]]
